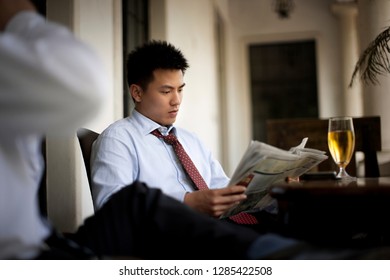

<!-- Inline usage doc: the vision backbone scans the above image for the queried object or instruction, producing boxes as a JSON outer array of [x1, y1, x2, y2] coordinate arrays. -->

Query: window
[[122, 0, 149, 115], [249, 40, 318, 141]]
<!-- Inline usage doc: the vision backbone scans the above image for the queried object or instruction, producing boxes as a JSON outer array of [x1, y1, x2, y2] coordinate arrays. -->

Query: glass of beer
[[328, 117, 356, 180]]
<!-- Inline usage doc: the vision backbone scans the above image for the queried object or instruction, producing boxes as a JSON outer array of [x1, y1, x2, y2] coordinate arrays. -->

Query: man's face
[[133, 69, 185, 126]]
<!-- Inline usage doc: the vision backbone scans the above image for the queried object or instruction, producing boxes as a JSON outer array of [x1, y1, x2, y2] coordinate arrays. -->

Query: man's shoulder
[[100, 117, 136, 138], [175, 126, 196, 137], [175, 127, 204, 144]]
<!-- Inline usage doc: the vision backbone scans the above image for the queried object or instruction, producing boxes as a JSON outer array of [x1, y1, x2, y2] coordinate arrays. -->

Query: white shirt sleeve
[[0, 11, 108, 134]]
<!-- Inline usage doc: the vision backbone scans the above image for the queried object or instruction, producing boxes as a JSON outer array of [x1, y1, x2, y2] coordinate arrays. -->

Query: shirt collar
[[132, 109, 176, 136]]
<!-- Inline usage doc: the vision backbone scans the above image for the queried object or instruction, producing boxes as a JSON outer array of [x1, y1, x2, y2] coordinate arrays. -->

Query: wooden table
[[268, 177, 390, 246]]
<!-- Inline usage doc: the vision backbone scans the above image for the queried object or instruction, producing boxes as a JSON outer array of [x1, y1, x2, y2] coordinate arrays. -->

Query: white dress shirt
[[0, 11, 107, 259], [91, 110, 229, 209]]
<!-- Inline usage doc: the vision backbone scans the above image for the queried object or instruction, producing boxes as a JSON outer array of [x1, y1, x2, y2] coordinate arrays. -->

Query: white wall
[[150, 0, 223, 162], [358, 0, 390, 151], [75, 0, 123, 132], [222, 0, 346, 172], [46, 0, 122, 232]]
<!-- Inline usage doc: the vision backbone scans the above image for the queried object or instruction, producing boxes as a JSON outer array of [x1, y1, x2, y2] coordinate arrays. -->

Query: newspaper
[[220, 138, 328, 218]]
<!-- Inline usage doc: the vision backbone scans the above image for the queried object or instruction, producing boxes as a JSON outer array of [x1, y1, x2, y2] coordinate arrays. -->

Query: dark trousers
[[41, 181, 260, 260]]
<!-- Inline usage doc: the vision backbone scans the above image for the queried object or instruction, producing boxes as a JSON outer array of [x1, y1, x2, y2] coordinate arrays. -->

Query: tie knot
[[151, 129, 178, 145]]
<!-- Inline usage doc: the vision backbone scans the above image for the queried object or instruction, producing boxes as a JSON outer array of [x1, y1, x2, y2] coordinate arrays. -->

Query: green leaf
[[349, 26, 390, 87]]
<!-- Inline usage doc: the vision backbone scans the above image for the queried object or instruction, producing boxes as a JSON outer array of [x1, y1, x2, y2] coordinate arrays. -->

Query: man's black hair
[[126, 40, 189, 89], [31, 0, 46, 16]]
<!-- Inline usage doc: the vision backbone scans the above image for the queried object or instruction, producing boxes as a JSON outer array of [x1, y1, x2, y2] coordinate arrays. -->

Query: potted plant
[[350, 26, 390, 86]]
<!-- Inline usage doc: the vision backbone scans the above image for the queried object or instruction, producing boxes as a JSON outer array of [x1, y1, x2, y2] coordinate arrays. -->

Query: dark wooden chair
[[38, 138, 47, 217], [77, 128, 100, 188], [266, 116, 382, 177]]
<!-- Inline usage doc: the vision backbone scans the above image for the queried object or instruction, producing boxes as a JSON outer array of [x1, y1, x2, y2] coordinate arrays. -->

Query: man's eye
[[161, 91, 170, 94]]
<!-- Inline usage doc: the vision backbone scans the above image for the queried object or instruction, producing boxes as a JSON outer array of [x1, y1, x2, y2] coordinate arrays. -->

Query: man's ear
[[130, 84, 142, 102]]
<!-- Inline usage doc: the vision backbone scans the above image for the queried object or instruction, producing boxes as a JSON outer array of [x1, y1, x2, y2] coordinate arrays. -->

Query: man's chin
[[166, 116, 177, 124], [159, 119, 175, 127]]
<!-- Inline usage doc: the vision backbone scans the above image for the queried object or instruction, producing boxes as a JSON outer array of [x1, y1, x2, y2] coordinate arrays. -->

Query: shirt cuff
[[169, 190, 188, 203]]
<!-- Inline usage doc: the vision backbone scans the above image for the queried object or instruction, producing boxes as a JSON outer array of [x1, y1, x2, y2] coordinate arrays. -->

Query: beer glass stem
[[337, 167, 348, 178]]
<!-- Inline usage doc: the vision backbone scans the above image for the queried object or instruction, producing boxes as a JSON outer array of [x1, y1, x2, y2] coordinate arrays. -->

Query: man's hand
[[184, 185, 247, 217], [0, 0, 36, 31]]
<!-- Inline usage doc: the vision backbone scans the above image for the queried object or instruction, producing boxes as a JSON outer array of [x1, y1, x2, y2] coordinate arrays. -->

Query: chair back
[[39, 138, 47, 216], [77, 128, 100, 187], [266, 116, 382, 177]]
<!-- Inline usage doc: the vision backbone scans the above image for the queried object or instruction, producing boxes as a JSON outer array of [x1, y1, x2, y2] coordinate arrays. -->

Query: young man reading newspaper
[[91, 41, 325, 225]]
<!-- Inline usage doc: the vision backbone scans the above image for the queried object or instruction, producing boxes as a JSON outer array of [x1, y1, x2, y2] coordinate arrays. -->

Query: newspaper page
[[220, 138, 328, 218]]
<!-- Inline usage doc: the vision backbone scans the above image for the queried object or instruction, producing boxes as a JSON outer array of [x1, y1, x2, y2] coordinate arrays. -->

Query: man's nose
[[171, 91, 182, 105]]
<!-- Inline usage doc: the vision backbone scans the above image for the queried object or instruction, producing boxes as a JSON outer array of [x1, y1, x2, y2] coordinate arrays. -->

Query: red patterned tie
[[228, 212, 258, 224], [151, 129, 258, 224], [151, 129, 208, 190]]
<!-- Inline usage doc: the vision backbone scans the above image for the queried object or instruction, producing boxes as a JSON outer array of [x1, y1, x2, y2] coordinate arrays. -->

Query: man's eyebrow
[[160, 83, 186, 89]]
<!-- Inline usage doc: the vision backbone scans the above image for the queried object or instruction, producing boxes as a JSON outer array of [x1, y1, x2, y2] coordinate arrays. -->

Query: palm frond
[[349, 26, 390, 87]]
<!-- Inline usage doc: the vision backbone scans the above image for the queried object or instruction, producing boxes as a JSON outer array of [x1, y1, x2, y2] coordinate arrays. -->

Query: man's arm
[[184, 185, 247, 217], [0, 0, 35, 31], [0, 0, 108, 134], [91, 134, 139, 209]]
